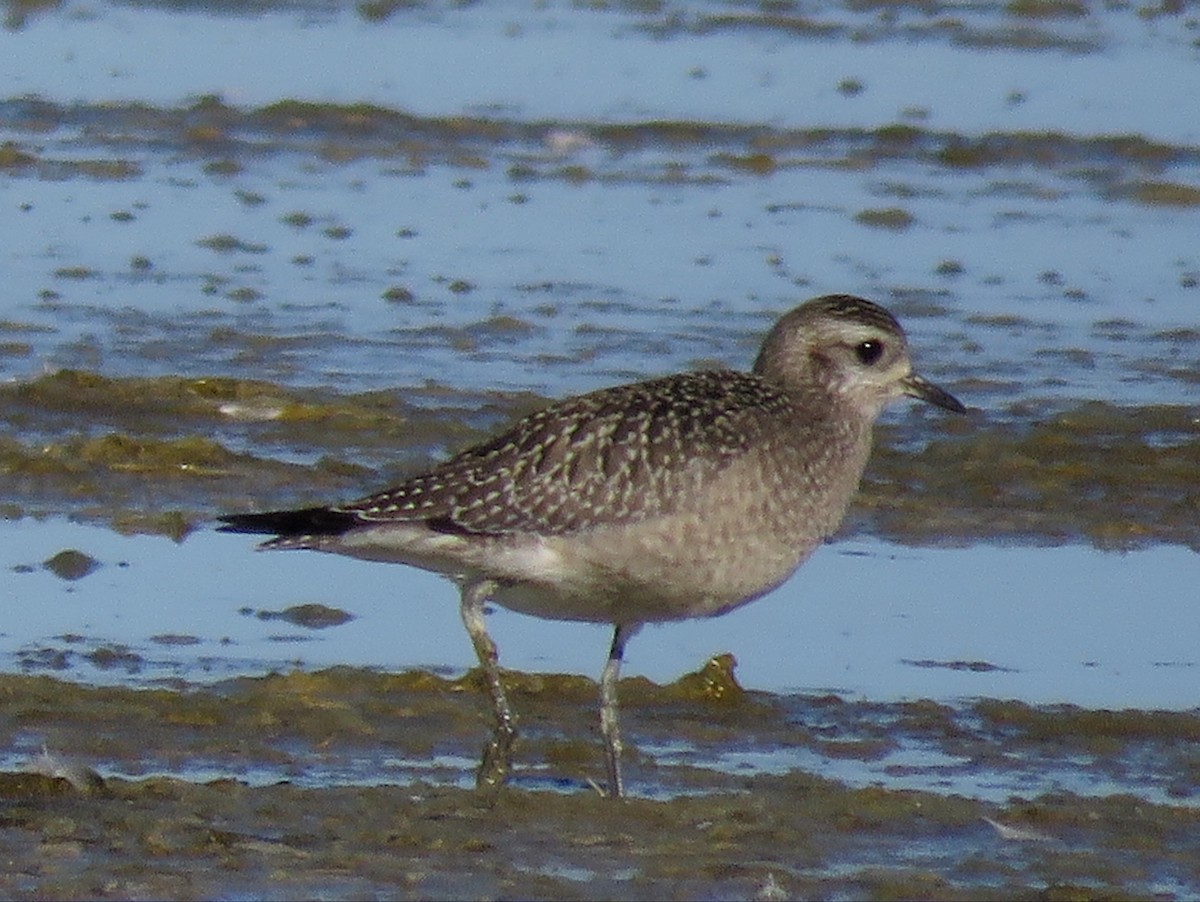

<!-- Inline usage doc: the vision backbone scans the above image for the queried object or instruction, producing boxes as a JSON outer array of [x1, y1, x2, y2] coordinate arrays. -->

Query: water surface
[[0, 1, 1197, 898]]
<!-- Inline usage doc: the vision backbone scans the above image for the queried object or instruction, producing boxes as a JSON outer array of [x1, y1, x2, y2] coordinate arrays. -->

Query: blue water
[[0, 0, 1196, 807], [3, 518, 1195, 713], [0, 1, 1197, 403]]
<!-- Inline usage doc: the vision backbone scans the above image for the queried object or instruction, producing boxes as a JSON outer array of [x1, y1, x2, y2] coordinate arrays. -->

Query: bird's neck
[[779, 393, 876, 539]]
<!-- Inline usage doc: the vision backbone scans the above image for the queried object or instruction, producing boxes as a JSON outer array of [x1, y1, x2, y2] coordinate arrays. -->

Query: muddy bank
[[7, 773, 1193, 900], [1, 667, 1198, 899]]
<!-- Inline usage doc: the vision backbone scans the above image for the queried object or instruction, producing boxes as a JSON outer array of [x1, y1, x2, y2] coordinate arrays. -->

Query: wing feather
[[337, 369, 794, 536]]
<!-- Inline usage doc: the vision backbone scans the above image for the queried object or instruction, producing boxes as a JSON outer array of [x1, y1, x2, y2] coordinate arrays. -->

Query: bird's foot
[[475, 716, 518, 795]]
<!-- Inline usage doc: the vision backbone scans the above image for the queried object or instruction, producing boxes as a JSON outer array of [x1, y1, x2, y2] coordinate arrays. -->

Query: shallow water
[[0, 0, 1198, 897], [1, 3, 1198, 406], [3, 517, 1198, 819], [4, 519, 1197, 712]]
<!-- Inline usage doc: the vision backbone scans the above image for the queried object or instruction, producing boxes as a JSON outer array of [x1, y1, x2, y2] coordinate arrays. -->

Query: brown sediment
[[0, 2, 1195, 896], [0, 666, 1196, 899]]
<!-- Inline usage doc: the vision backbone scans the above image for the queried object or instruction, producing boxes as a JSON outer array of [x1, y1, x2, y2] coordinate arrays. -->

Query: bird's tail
[[216, 506, 359, 538]]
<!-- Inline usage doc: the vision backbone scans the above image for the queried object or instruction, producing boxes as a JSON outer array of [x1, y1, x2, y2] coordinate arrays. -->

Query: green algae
[[661, 652, 747, 705], [1129, 181, 1200, 207], [2, 95, 1194, 199], [854, 206, 916, 230], [251, 603, 355, 629], [41, 549, 101, 581], [864, 401, 1200, 550], [1005, 0, 1089, 19], [0, 141, 38, 168], [0, 141, 141, 180], [0, 668, 1197, 899], [195, 234, 269, 254], [975, 699, 1200, 745]]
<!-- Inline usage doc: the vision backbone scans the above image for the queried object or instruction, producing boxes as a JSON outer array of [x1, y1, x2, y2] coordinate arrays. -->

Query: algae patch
[[250, 603, 355, 629], [0, 669, 1197, 898], [41, 549, 100, 581]]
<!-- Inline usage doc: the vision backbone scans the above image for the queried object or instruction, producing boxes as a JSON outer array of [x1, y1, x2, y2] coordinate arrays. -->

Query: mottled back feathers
[[337, 368, 801, 537]]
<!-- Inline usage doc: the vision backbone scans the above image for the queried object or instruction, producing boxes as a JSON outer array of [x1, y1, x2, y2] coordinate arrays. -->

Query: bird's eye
[[855, 340, 885, 365]]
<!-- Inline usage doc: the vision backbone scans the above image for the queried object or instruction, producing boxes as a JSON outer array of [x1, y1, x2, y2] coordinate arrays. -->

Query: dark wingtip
[[216, 506, 359, 537]]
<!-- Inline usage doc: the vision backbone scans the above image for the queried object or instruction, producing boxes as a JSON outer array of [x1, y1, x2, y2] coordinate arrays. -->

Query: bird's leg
[[459, 579, 517, 793], [599, 622, 641, 799]]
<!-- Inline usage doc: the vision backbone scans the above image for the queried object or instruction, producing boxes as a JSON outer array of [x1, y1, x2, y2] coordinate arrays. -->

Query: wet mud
[[2, 0, 1198, 897], [2, 666, 1198, 900]]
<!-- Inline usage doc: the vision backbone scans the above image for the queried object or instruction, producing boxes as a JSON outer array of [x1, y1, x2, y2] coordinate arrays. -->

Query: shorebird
[[219, 294, 965, 797]]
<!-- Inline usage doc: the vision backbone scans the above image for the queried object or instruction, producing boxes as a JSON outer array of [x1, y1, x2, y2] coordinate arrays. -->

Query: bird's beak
[[901, 373, 966, 414]]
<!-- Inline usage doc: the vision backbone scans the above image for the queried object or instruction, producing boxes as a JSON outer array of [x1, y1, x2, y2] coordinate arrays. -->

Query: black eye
[[855, 340, 885, 365]]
